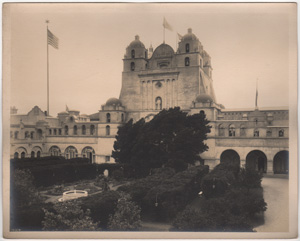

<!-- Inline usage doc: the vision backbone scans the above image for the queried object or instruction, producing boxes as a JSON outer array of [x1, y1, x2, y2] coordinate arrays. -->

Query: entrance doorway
[[246, 150, 267, 173], [273, 151, 289, 174]]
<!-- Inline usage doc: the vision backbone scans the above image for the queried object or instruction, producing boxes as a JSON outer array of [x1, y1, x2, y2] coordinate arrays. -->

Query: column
[[267, 160, 274, 174], [240, 160, 246, 169]]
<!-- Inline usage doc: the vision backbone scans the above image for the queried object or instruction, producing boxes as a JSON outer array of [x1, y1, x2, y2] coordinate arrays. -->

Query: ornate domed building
[[10, 28, 289, 174]]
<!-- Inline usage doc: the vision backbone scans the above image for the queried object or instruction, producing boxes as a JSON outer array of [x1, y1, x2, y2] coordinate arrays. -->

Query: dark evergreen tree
[[112, 107, 211, 176]]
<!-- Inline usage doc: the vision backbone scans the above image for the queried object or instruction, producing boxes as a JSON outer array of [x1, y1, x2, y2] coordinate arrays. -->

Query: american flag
[[47, 29, 59, 49]]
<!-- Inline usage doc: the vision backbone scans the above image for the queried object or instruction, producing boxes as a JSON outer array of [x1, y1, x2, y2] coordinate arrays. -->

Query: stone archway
[[220, 149, 240, 166], [273, 151, 289, 174], [246, 150, 267, 173]]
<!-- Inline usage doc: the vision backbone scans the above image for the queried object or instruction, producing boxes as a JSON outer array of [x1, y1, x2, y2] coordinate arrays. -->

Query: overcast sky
[[7, 3, 296, 116]]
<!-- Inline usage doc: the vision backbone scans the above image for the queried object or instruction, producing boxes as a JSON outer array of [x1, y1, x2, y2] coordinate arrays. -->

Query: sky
[[6, 3, 296, 116]]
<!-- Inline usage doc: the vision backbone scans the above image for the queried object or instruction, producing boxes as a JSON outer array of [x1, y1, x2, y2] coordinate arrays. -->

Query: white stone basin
[[58, 190, 88, 202]]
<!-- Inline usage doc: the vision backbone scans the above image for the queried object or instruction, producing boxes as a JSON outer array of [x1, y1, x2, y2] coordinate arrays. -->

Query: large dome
[[182, 28, 198, 41], [195, 94, 213, 103], [105, 97, 122, 106], [128, 35, 145, 48], [152, 43, 174, 58]]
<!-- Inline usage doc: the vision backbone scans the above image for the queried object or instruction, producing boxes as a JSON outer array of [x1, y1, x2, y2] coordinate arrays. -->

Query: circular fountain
[[58, 190, 88, 202]]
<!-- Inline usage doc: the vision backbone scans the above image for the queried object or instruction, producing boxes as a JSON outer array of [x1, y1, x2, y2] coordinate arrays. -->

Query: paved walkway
[[255, 176, 289, 232]]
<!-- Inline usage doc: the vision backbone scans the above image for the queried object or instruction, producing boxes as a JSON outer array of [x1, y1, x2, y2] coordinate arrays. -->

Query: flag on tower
[[47, 29, 59, 49], [163, 17, 173, 31]]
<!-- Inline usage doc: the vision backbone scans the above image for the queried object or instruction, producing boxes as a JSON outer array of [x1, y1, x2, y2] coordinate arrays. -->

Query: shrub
[[142, 165, 209, 221], [172, 199, 253, 232], [80, 190, 120, 229], [108, 192, 141, 231], [201, 162, 238, 198], [117, 167, 176, 205], [42, 200, 100, 231], [111, 169, 124, 181]]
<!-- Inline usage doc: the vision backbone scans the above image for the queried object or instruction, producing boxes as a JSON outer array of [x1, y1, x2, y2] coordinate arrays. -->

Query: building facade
[[10, 28, 289, 174]]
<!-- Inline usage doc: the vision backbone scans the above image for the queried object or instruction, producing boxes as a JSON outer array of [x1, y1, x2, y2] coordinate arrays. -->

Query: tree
[[42, 200, 100, 231], [11, 169, 41, 208], [112, 107, 211, 176], [108, 192, 141, 231]]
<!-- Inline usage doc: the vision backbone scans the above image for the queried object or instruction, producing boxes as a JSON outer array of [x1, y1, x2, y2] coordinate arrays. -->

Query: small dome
[[182, 28, 198, 41], [129, 35, 145, 48], [195, 94, 213, 103], [152, 43, 174, 58], [58, 111, 69, 115], [106, 98, 122, 106]]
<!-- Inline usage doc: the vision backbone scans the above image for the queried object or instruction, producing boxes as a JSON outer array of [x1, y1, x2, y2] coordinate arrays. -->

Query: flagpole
[[163, 25, 165, 44], [46, 20, 50, 116]]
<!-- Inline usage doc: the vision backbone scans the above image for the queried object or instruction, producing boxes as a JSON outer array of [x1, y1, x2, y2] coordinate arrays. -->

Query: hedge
[[142, 165, 209, 221], [11, 157, 122, 187], [117, 167, 176, 205]]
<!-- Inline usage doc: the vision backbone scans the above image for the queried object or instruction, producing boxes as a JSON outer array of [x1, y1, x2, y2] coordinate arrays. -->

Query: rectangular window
[[105, 156, 110, 162]]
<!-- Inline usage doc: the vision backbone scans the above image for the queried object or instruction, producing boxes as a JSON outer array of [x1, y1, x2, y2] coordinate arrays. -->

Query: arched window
[[254, 129, 259, 137], [37, 151, 41, 158], [131, 49, 135, 58], [90, 125, 95, 135], [58, 129, 62, 135], [64, 125, 69, 135], [200, 110, 205, 115], [31, 151, 35, 158], [185, 57, 190, 66], [54, 129, 57, 135], [49, 129, 52, 135], [279, 129, 284, 137], [131, 62, 135, 71], [106, 125, 110, 136], [30, 131, 34, 139], [185, 43, 190, 53], [229, 124, 235, 137], [65, 146, 78, 159], [105, 156, 110, 162], [14, 152, 19, 159], [25, 131, 29, 138], [218, 124, 225, 136], [21, 152, 26, 159], [14, 131, 19, 139], [37, 129, 43, 139], [155, 97, 162, 110], [121, 113, 124, 122], [82, 125, 86, 135], [73, 125, 78, 135], [240, 125, 246, 136], [267, 129, 272, 137], [106, 113, 111, 123]]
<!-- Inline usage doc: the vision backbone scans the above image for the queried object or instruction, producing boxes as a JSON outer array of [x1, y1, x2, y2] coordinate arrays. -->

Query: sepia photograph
[[2, 3, 298, 239]]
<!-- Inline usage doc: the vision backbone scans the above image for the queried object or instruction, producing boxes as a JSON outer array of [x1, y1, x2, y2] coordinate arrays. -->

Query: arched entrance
[[82, 146, 95, 163], [220, 149, 240, 166], [49, 146, 61, 156], [273, 151, 289, 174], [65, 146, 78, 159], [246, 150, 267, 173]]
